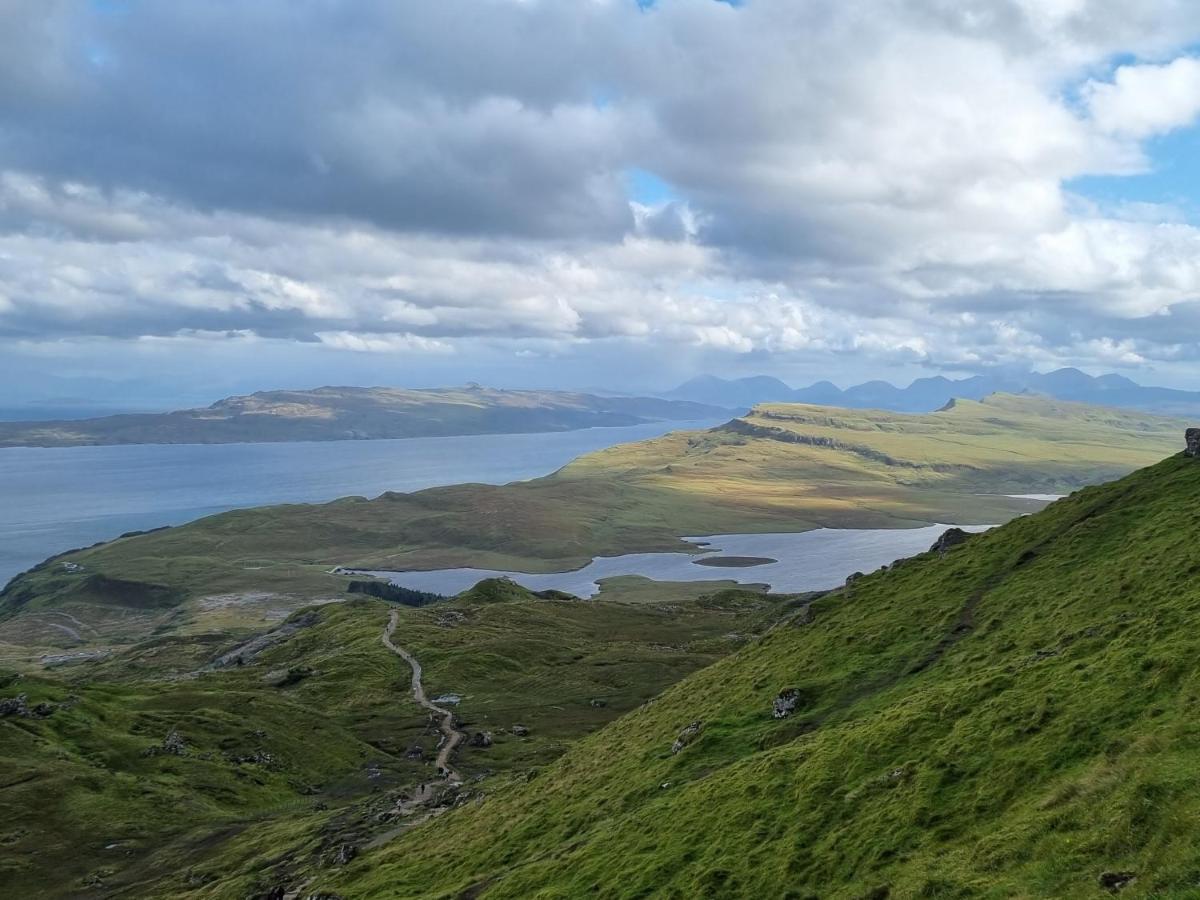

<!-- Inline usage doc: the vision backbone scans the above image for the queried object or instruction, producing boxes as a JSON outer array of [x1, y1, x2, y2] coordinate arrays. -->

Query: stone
[[1187, 428, 1200, 457], [404, 744, 425, 760], [671, 721, 703, 754], [511, 724, 530, 737], [331, 843, 358, 866], [929, 527, 972, 556], [589, 698, 607, 708], [161, 729, 187, 755], [772, 688, 801, 719], [0, 694, 29, 718], [468, 731, 493, 748]]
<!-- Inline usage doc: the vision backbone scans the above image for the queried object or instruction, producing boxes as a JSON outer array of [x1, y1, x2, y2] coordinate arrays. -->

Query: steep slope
[[320, 448, 1200, 898], [0, 394, 1181, 652], [0, 385, 727, 448]]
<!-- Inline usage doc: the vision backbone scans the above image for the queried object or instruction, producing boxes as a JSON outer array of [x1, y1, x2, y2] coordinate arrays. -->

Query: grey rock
[[1187, 428, 1200, 457], [142, 729, 187, 758], [0, 694, 29, 717], [404, 744, 425, 760], [671, 721, 703, 755], [773, 688, 801, 719], [511, 724, 530, 737], [468, 731, 493, 748], [162, 729, 187, 755], [331, 844, 358, 866], [589, 698, 607, 708], [930, 527, 972, 556], [226, 749, 276, 767]]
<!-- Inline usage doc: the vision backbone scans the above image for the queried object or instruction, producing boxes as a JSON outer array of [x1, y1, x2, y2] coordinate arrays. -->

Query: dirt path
[[382, 609, 466, 783]]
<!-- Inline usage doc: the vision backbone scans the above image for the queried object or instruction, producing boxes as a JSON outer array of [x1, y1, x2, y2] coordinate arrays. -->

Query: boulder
[[162, 729, 187, 755], [1187, 428, 1200, 457], [469, 731, 493, 748], [511, 724, 530, 737], [0, 694, 29, 718], [772, 688, 801, 719], [671, 721, 703, 755], [404, 744, 425, 760], [330, 844, 358, 866], [589, 698, 607, 708], [929, 527, 972, 556]]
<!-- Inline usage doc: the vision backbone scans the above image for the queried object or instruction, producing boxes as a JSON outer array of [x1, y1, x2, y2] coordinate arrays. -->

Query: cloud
[[4, 1, 1200, 386], [315, 331, 454, 354], [1085, 57, 1200, 138]]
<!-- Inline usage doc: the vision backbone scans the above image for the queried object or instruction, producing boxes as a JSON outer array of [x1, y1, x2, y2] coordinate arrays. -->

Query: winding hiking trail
[[382, 609, 466, 783]]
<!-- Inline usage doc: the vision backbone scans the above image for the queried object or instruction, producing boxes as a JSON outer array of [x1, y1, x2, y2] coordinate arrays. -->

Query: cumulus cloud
[[1085, 57, 1200, 138], [3, 0, 1200, 386]]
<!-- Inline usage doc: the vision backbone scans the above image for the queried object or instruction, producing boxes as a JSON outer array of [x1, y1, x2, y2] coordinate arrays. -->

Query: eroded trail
[[382, 609, 465, 782]]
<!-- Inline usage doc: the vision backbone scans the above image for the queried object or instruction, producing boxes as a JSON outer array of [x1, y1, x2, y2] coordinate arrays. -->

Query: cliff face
[[1185, 427, 1200, 457]]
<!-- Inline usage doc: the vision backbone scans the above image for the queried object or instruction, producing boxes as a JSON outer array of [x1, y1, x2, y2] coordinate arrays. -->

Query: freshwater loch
[[360, 522, 999, 597]]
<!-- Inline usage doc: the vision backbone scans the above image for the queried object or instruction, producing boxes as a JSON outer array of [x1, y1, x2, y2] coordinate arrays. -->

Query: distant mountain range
[[0, 385, 729, 448], [666, 368, 1200, 416]]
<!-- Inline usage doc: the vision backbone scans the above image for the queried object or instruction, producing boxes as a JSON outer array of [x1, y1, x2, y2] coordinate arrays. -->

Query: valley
[[0, 394, 1191, 898]]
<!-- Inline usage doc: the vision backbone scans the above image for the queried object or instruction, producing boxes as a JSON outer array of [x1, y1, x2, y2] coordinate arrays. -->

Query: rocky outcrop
[[930, 527, 972, 556], [671, 721, 703, 754], [468, 731, 493, 748], [511, 724, 530, 736], [328, 844, 358, 867], [208, 612, 320, 669], [1186, 428, 1200, 457], [0, 694, 29, 717], [144, 729, 187, 757], [773, 688, 801, 719]]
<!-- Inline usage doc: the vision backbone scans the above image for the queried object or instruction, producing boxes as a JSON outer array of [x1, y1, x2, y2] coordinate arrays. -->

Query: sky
[[5, 0, 1200, 407]]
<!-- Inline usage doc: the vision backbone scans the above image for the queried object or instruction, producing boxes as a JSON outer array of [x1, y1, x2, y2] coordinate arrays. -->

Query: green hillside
[[0, 394, 1181, 655], [0, 584, 789, 897], [310, 448, 1200, 898]]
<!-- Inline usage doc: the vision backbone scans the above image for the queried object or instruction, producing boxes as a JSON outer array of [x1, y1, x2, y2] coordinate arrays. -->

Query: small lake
[[0, 419, 724, 586], [360, 522, 997, 598]]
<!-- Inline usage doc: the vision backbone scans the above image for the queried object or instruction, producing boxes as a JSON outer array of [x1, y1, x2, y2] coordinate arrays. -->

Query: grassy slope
[[0, 394, 1182, 656], [0, 385, 724, 448], [320, 452, 1200, 899], [0, 585, 788, 898]]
